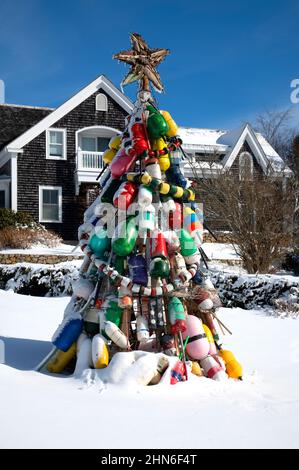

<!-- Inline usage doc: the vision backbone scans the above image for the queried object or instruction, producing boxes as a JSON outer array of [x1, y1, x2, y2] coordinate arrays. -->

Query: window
[[39, 186, 62, 223], [95, 93, 108, 112], [239, 151, 253, 180], [46, 129, 67, 160], [80, 136, 110, 152], [81, 137, 96, 152]]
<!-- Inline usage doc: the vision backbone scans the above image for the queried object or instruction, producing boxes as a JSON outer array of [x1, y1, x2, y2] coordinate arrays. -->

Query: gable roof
[[180, 123, 292, 176], [0, 104, 53, 151], [0, 75, 134, 156]]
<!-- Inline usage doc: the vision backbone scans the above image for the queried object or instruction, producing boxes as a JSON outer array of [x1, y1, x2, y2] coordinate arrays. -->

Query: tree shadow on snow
[[0, 336, 53, 371]]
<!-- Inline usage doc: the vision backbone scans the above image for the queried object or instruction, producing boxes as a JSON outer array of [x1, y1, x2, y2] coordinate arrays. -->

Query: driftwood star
[[113, 33, 170, 92]]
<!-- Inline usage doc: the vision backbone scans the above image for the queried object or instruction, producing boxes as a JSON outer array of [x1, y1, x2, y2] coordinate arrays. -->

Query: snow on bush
[[0, 263, 79, 297], [211, 272, 299, 313], [0, 263, 298, 314]]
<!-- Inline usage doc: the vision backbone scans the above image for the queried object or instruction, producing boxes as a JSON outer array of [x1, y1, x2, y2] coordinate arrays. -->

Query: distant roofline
[[0, 103, 54, 111], [179, 126, 227, 132]]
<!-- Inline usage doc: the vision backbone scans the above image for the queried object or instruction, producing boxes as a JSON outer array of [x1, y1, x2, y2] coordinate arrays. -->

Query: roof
[[0, 104, 53, 151], [180, 123, 292, 176], [0, 75, 134, 160]]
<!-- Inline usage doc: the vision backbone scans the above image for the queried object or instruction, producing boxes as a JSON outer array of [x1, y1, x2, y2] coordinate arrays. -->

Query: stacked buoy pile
[[37, 34, 242, 385]]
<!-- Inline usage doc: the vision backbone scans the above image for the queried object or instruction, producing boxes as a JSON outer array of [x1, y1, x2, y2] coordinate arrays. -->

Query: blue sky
[[0, 0, 298, 129]]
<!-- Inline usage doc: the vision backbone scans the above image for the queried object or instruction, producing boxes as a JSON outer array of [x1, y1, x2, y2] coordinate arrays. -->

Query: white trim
[[11, 153, 18, 211], [0, 75, 133, 156], [95, 93, 108, 111], [222, 124, 269, 173], [46, 128, 67, 160], [39, 185, 62, 223]]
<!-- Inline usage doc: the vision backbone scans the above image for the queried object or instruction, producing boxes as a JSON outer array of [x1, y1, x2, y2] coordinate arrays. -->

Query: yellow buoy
[[160, 111, 178, 137], [92, 334, 109, 369], [109, 134, 122, 150], [219, 349, 243, 379], [202, 324, 214, 345], [47, 343, 76, 373], [191, 361, 203, 377], [102, 148, 117, 165]]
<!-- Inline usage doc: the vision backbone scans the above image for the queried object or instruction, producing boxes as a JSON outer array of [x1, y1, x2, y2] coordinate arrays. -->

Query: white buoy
[[104, 321, 130, 349]]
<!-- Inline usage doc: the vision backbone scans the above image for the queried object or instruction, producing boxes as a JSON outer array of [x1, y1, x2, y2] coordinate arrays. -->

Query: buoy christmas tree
[[37, 33, 242, 385]]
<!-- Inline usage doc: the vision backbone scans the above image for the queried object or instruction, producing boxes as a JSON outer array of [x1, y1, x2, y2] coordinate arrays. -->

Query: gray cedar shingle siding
[[17, 90, 128, 239], [0, 105, 52, 151]]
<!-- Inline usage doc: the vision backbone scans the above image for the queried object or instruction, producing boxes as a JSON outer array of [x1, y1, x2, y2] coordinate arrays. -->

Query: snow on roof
[[256, 132, 292, 173], [179, 127, 227, 150]]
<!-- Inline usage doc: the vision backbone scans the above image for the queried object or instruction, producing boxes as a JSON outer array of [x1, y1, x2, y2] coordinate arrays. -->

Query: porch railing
[[77, 151, 104, 171]]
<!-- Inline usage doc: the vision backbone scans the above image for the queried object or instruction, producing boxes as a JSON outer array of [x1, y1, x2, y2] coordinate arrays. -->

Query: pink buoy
[[110, 147, 137, 178], [182, 315, 210, 360]]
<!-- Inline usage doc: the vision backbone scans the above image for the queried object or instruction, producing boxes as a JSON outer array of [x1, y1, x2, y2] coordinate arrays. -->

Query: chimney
[[0, 80, 4, 103]]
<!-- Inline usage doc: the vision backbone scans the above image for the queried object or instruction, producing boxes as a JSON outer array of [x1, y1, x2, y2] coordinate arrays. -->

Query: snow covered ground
[[0, 290, 299, 449], [0, 242, 82, 256]]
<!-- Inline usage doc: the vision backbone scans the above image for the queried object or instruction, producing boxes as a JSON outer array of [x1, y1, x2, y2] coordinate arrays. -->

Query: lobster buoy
[[183, 206, 203, 248], [91, 334, 109, 369], [170, 360, 186, 384], [160, 110, 178, 137], [150, 230, 168, 259], [149, 257, 170, 279], [182, 315, 210, 360], [138, 185, 153, 208], [110, 147, 138, 178], [202, 324, 217, 355], [52, 315, 83, 352], [112, 216, 138, 256], [89, 227, 111, 259], [200, 355, 227, 381], [166, 165, 188, 189], [168, 297, 186, 334], [102, 147, 117, 165], [177, 229, 198, 257], [191, 361, 203, 377], [104, 321, 130, 349], [113, 181, 137, 210], [146, 104, 169, 139], [192, 286, 214, 310], [105, 299, 123, 327], [145, 156, 162, 180], [219, 349, 243, 380], [47, 342, 76, 373], [109, 134, 122, 150], [161, 334, 177, 356], [128, 122, 149, 156], [136, 315, 150, 343], [128, 254, 148, 286]]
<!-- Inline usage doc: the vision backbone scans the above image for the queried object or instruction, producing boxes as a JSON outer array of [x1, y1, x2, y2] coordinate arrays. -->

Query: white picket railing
[[78, 151, 104, 171]]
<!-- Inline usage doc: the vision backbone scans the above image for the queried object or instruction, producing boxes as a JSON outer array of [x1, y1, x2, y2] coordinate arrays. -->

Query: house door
[[0, 190, 5, 208]]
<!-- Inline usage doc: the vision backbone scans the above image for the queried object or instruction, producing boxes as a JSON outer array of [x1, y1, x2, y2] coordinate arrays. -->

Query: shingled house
[[0, 76, 133, 239], [0, 74, 291, 238]]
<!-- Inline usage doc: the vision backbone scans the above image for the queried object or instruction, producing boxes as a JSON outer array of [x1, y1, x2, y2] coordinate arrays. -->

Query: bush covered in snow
[[211, 272, 299, 311], [0, 209, 62, 249], [1, 262, 298, 313], [0, 263, 79, 296]]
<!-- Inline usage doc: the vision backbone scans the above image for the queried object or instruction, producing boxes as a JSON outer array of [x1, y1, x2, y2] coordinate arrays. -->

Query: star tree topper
[[113, 33, 170, 93]]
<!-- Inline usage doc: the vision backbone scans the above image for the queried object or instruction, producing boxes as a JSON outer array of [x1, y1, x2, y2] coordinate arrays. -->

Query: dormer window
[[95, 93, 108, 112], [46, 128, 67, 160]]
